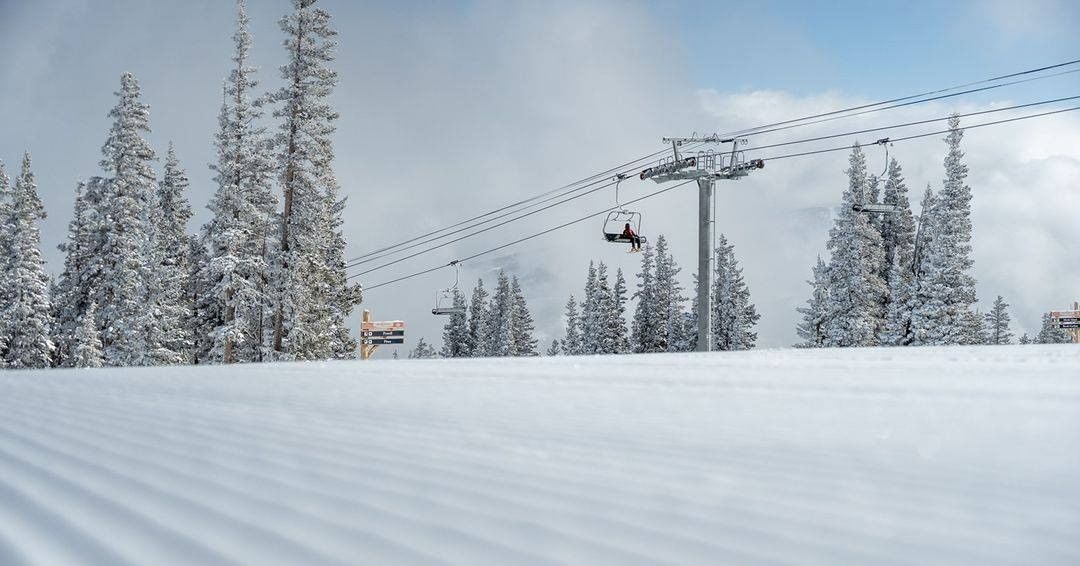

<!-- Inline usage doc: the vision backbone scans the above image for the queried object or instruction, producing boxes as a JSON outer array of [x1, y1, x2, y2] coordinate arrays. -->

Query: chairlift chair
[[432, 289, 466, 316], [602, 210, 647, 244], [602, 174, 647, 245], [432, 262, 468, 316]]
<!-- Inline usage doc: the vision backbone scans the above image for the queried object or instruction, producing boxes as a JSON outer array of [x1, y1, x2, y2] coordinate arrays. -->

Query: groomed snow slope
[[1, 346, 1078, 565]]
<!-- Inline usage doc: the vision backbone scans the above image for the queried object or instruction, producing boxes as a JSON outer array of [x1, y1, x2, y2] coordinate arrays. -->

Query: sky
[[1, 0, 1079, 353]]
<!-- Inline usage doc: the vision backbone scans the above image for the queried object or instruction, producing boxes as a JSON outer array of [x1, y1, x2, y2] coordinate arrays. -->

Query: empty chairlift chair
[[432, 263, 467, 316]]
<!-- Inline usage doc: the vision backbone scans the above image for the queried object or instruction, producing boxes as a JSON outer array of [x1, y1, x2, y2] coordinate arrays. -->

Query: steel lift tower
[[640, 136, 764, 352]]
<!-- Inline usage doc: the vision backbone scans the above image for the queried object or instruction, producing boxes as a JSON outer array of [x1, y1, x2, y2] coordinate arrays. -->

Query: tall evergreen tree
[[609, 268, 631, 354], [824, 145, 887, 347], [984, 295, 1015, 345], [562, 295, 581, 356], [466, 278, 488, 357], [0, 160, 13, 363], [186, 238, 218, 364], [509, 276, 538, 356], [206, 1, 279, 364], [908, 185, 940, 344], [1036, 312, 1071, 344], [52, 178, 108, 366], [652, 235, 687, 353], [97, 72, 158, 366], [2, 153, 54, 368], [631, 243, 658, 353], [579, 261, 601, 355], [796, 256, 829, 348], [144, 144, 194, 365], [910, 116, 977, 345], [482, 271, 514, 356], [711, 233, 759, 351], [440, 290, 469, 357], [877, 159, 917, 345], [269, 0, 359, 360]]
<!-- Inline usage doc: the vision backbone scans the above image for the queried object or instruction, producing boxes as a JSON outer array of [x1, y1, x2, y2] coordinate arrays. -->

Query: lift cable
[[349, 172, 639, 277], [356, 179, 696, 289], [346, 60, 1079, 264], [744, 94, 1080, 153], [760, 104, 1080, 162], [349, 96, 1078, 277], [345, 142, 704, 269], [344, 143, 701, 264], [355, 103, 1080, 291], [723, 58, 1080, 138]]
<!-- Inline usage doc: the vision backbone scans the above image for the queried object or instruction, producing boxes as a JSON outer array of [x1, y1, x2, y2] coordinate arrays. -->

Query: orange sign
[[361, 320, 406, 331], [1050, 310, 1080, 320]]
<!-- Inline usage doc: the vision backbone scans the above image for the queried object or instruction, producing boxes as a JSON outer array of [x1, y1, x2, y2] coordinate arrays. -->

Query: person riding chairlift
[[621, 222, 642, 251]]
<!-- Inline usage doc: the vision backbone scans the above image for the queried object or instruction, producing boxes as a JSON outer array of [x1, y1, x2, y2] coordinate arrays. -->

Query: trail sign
[[359, 312, 406, 360], [1050, 304, 1080, 343], [362, 337, 405, 345], [362, 320, 405, 331], [361, 330, 405, 338]]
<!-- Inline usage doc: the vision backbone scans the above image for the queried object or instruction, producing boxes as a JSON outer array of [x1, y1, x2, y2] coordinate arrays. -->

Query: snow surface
[[1, 345, 1078, 565]]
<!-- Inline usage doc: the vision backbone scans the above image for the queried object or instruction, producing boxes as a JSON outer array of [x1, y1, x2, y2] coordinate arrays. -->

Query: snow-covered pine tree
[[984, 295, 1013, 345], [205, 1, 280, 364], [481, 271, 515, 357], [579, 261, 601, 355], [51, 178, 108, 367], [907, 185, 939, 345], [910, 116, 977, 345], [1018, 333, 1032, 345], [546, 338, 561, 356], [593, 262, 615, 354], [73, 300, 104, 368], [877, 159, 917, 345], [440, 290, 469, 357], [0, 160, 12, 363], [630, 241, 659, 353], [562, 295, 581, 355], [509, 276, 538, 356], [609, 268, 630, 354], [824, 144, 887, 347], [466, 278, 488, 357], [186, 238, 218, 364], [2, 153, 55, 368], [653, 235, 688, 353], [142, 144, 194, 365], [1036, 312, 1071, 344], [711, 233, 759, 351], [795, 256, 829, 347], [269, 0, 359, 360], [962, 309, 988, 345], [408, 337, 438, 359], [97, 72, 157, 366]]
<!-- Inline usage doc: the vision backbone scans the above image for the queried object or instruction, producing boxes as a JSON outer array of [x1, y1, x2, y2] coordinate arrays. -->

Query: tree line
[[796, 116, 1071, 347], [409, 233, 760, 358], [0, 0, 359, 369]]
